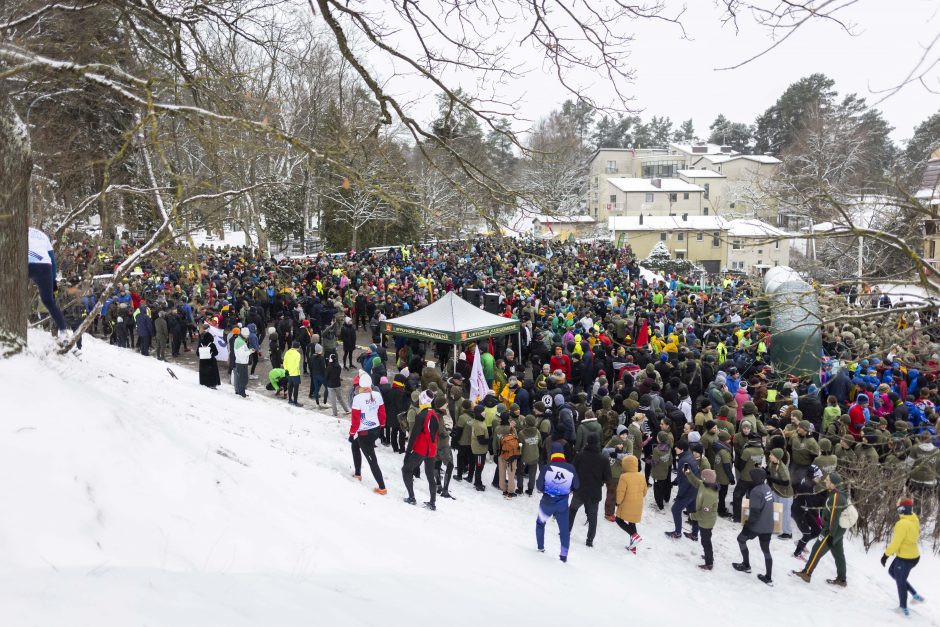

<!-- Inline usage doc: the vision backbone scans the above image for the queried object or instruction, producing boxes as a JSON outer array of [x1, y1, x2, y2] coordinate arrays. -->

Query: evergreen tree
[[753, 73, 837, 155], [707, 115, 753, 152]]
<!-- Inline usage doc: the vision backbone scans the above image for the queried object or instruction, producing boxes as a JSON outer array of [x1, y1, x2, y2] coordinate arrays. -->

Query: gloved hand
[[880, 554, 889, 567], [729, 477, 736, 485], [348, 435, 355, 443]]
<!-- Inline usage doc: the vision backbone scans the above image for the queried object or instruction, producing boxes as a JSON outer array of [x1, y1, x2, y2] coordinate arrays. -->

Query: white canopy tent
[[384, 290, 520, 344]]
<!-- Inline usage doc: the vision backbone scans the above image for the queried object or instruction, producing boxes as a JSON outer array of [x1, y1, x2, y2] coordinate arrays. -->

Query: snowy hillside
[[0, 334, 936, 626]]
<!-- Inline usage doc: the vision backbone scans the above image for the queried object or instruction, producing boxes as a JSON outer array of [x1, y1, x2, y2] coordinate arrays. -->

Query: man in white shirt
[[349, 373, 388, 495]]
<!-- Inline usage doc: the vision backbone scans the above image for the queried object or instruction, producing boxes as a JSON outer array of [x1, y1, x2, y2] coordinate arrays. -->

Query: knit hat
[[770, 448, 784, 461], [586, 432, 600, 448], [897, 497, 914, 515], [701, 469, 717, 484], [798, 420, 812, 432], [742, 401, 757, 415], [856, 395, 869, 404], [819, 438, 833, 453], [718, 430, 731, 442], [688, 431, 701, 444], [705, 419, 717, 431], [657, 431, 670, 444], [524, 415, 537, 428], [550, 443, 566, 461], [534, 401, 546, 413], [418, 390, 433, 406], [827, 472, 844, 486], [359, 373, 373, 388], [461, 399, 473, 411], [432, 394, 447, 410]]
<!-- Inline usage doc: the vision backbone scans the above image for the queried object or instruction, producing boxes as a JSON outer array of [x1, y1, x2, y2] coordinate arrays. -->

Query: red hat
[[302, 320, 310, 327], [898, 497, 914, 507]]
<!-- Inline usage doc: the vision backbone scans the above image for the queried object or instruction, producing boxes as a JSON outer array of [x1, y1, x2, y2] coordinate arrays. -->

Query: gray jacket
[[745, 469, 775, 534]]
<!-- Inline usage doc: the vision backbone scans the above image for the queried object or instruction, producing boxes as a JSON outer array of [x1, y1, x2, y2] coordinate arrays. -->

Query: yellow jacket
[[283, 348, 302, 377], [885, 514, 920, 559]]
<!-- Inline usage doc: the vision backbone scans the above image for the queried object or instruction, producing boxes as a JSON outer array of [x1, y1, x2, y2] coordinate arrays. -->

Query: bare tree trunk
[[0, 93, 32, 357], [351, 225, 359, 252], [94, 162, 112, 240]]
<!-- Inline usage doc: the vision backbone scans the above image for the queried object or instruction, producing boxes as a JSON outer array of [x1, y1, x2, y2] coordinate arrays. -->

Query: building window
[[696, 232, 703, 241], [669, 193, 678, 202], [703, 207, 709, 215], [732, 240, 742, 250], [609, 194, 617, 204], [660, 232, 668, 241], [606, 160, 618, 173], [676, 252, 686, 260], [757, 249, 763, 254], [677, 232, 684, 241], [645, 192, 654, 203], [683, 192, 690, 200], [703, 183, 710, 200], [712, 232, 720, 247], [641, 160, 686, 178]]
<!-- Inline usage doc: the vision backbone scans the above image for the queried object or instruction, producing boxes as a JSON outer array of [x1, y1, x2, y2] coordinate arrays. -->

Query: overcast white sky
[[373, 0, 940, 145]]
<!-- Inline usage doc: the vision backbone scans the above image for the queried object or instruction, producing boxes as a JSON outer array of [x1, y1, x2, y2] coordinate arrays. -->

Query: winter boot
[[758, 574, 773, 586], [732, 562, 751, 573], [792, 570, 812, 583], [664, 531, 681, 539], [684, 531, 699, 541], [423, 501, 436, 511], [403, 497, 417, 505], [698, 563, 713, 571], [826, 578, 847, 587]]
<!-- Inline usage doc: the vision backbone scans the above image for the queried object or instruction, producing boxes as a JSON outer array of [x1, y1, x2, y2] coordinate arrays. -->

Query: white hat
[[359, 373, 373, 388], [419, 390, 433, 406]]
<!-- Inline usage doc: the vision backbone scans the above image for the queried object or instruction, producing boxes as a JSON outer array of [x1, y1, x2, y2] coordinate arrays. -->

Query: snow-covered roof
[[607, 177, 704, 193], [533, 214, 596, 224], [706, 154, 782, 165], [669, 142, 738, 156], [677, 169, 726, 179], [608, 215, 730, 232], [727, 219, 788, 238]]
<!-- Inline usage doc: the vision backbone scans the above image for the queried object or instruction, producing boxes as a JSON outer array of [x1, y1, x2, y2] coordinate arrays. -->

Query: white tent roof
[[385, 291, 520, 343]]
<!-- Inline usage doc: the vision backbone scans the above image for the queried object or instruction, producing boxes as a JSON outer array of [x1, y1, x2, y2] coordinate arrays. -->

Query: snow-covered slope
[[0, 334, 935, 626]]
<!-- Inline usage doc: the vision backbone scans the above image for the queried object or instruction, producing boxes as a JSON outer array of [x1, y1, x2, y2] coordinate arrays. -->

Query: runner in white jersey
[[27, 226, 68, 335], [349, 373, 387, 494]]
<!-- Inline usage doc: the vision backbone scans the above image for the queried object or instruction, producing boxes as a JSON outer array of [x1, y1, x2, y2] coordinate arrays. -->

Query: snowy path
[[0, 332, 935, 626]]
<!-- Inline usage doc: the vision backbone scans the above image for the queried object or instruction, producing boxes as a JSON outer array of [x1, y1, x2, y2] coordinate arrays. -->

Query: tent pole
[[452, 343, 458, 378], [517, 330, 522, 363]]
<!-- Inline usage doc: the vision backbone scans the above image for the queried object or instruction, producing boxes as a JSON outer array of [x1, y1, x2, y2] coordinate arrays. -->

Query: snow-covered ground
[[190, 228, 251, 249], [1, 333, 936, 626]]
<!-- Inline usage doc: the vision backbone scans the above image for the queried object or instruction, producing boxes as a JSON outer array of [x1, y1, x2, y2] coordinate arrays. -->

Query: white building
[[726, 219, 790, 274], [605, 177, 705, 216]]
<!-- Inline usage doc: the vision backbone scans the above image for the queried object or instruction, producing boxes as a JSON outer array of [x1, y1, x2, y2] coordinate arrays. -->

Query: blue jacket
[[675, 450, 700, 500], [136, 309, 155, 337], [247, 323, 260, 351], [537, 460, 579, 502]]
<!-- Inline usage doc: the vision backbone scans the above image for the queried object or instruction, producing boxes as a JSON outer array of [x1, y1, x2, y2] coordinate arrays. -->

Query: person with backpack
[[650, 431, 673, 510], [402, 390, 441, 510], [497, 415, 521, 498], [767, 448, 794, 539], [568, 432, 611, 547], [536, 443, 579, 562], [733, 468, 775, 585], [350, 373, 387, 496], [518, 415, 543, 496], [882, 497, 924, 616], [793, 472, 850, 587]]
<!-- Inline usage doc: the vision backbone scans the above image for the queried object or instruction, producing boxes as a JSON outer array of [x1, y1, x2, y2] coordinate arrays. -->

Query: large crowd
[[34, 232, 940, 615]]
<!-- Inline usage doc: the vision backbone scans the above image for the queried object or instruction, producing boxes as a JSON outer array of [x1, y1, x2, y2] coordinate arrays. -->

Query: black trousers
[[472, 453, 486, 487], [568, 494, 600, 543], [457, 445, 472, 478], [615, 518, 638, 535], [402, 453, 436, 504], [343, 348, 355, 368], [701, 527, 714, 565], [738, 528, 772, 578], [732, 480, 753, 522], [653, 479, 672, 509], [352, 428, 385, 489]]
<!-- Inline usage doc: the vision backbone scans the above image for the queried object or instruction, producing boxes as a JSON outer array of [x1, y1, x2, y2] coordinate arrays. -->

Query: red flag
[[488, 336, 495, 356], [636, 319, 649, 348]]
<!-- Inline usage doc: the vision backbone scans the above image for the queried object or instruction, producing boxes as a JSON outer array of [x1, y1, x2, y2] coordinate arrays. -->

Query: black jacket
[[326, 358, 343, 388], [572, 443, 612, 502]]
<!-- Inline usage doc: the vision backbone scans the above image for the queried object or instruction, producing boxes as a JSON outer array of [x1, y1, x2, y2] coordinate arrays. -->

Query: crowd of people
[[44, 232, 939, 614]]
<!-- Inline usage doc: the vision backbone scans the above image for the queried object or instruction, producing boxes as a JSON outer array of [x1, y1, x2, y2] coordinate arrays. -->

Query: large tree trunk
[[0, 93, 32, 357]]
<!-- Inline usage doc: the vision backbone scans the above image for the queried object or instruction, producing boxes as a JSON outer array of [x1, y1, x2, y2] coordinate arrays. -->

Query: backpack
[[500, 432, 520, 460], [839, 500, 859, 529]]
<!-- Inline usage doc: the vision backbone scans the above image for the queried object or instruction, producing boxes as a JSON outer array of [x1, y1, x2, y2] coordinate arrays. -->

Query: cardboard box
[[742, 497, 784, 534]]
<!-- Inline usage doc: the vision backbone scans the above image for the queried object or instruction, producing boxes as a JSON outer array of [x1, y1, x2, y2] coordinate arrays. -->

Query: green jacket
[[767, 461, 793, 498], [701, 431, 719, 466], [714, 445, 733, 486], [268, 367, 287, 391], [688, 473, 718, 529], [575, 418, 603, 452], [457, 412, 473, 447], [814, 453, 838, 477], [789, 434, 820, 466], [822, 487, 850, 541], [821, 406, 841, 433], [519, 427, 542, 465], [650, 444, 673, 481], [470, 418, 490, 455], [908, 442, 939, 485], [492, 424, 515, 457], [739, 444, 765, 483], [604, 435, 632, 480]]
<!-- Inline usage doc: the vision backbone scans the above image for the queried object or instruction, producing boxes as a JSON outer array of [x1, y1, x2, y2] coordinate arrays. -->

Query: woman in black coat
[[198, 324, 221, 389]]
